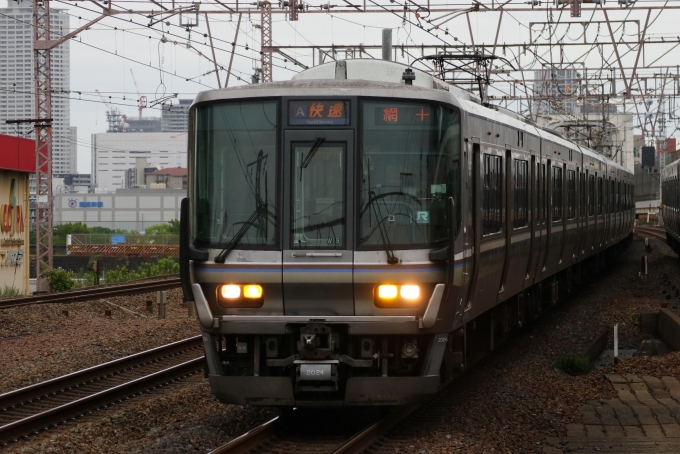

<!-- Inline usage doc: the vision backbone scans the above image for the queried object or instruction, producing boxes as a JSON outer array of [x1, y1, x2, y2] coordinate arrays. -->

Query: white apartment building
[[0, 1, 74, 175], [91, 132, 187, 191]]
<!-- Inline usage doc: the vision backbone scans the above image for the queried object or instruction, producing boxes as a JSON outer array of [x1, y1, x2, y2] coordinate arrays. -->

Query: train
[[179, 59, 635, 407], [662, 159, 680, 253]]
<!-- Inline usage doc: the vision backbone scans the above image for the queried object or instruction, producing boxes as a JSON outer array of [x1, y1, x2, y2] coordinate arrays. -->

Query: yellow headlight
[[378, 285, 398, 299], [220, 284, 241, 299], [400, 285, 420, 300], [243, 284, 263, 299]]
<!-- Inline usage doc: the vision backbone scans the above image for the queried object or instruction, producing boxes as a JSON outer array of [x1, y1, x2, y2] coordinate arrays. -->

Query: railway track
[[207, 365, 492, 454], [0, 335, 203, 445], [0, 276, 181, 309], [208, 404, 417, 454], [634, 225, 667, 242]]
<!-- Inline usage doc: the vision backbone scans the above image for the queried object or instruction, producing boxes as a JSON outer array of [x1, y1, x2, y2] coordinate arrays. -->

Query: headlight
[[220, 284, 241, 299], [243, 284, 263, 299], [374, 284, 422, 307], [217, 284, 264, 308], [400, 285, 420, 300], [377, 285, 398, 299]]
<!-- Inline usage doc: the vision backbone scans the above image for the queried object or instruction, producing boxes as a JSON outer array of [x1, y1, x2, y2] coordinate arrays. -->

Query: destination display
[[289, 100, 350, 126], [373, 104, 433, 125]]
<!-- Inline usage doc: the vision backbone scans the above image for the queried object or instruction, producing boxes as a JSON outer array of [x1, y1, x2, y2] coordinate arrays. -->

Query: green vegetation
[[0, 286, 22, 297], [553, 354, 592, 376], [30, 220, 180, 248], [104, 257, 179, 284], [144, 220, 180, 235], [43, 268, 77, 292]]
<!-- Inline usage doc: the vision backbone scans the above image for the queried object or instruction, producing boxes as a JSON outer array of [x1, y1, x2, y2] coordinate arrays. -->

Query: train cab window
[[292, 142, 346, 248], [552, 166, 563, 222], [597, 177, 604, 216], [567, 170, 576, 220], [359, 101, 461, 249], [483, 154, 503, 235], [514, 159, 529, 229], [192, 100, 279, 249], [588, 174, 595, 217]]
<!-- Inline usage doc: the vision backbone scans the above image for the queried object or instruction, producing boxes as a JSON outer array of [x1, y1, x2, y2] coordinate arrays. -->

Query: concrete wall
[[658, 308, 680, 351], [0, 170, 30, 295], [53, 188, 185, 231]]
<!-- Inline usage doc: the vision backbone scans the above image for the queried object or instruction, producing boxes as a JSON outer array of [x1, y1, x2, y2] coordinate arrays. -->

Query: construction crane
[[95, 89, 123, 133], [129, 69, 148, 119]]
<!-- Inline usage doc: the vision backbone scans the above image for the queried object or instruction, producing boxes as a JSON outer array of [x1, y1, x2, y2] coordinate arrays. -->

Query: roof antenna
[[402, 68, 415, 85]]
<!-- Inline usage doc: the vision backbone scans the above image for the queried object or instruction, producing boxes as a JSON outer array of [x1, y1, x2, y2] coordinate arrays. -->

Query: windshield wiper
[[367, 190, 399, 265], [300, 137, 325, 172], [214, 203, 268, 263]]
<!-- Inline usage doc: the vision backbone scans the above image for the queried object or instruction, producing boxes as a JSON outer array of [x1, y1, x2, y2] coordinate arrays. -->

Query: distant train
[[179, 60, 635, 407], [662, 160, 680, 253]]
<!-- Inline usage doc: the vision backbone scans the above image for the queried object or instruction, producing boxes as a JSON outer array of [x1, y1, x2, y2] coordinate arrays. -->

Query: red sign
[[0, 134, 35, 173]]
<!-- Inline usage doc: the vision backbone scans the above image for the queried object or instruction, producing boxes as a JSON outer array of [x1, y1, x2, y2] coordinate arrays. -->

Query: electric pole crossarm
[[34, 13, 113, 50]]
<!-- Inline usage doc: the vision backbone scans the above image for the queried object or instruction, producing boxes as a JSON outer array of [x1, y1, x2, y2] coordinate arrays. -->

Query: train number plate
[[300, 364, 332, 381]]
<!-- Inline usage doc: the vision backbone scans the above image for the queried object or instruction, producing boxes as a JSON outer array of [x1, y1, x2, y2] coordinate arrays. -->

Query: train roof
[[193, 59, 632, 177]]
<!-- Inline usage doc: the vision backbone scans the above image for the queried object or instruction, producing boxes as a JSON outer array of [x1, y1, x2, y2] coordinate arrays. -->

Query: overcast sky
[[2, 0, 678, 174]]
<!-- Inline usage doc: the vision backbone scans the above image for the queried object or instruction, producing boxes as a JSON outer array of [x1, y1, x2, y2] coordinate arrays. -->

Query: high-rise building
[[161, 99, 192, 132], [533, 69, 580, 116], [0, 1, 72, 175]]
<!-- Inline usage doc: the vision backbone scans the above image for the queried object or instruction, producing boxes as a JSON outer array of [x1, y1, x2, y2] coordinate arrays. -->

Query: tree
[[144, 220, 180, 235]]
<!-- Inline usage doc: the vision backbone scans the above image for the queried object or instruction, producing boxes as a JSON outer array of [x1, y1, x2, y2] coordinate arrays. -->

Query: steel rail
[[0, 276, 181, 309], [0, 336, 203, 444], [207, 399, 422, 453], [635, 226, 667, 242]]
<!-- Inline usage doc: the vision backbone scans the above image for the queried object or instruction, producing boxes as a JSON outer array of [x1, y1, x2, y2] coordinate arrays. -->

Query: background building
[[161, 99, 192, 132], [0, 134, 34, 295], [145, 167, 187, 189], [91, 132, 187, 191], [54, 188, 185, 232], [0, 1, 74, 176]]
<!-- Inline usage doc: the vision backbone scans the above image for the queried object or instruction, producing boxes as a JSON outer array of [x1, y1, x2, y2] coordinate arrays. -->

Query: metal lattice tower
[[260, 1, 273, 83], [33, 0, 54, 292]]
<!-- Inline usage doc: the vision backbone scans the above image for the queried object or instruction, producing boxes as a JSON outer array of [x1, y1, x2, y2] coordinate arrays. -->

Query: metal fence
[[68, 234, 179, 245]]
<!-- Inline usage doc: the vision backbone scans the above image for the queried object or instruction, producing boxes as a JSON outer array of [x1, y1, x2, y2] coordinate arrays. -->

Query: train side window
[[588, 174, 595, 217], [579, 171, 585, 220], [597, 177, 603, 216], [567, 170, 576, 220], [517, 131, 524, 147], [514, 159, 529, 229], [552, 166, 563, 222], [483, 153, 503, 235], [539, 163, 546, 224]]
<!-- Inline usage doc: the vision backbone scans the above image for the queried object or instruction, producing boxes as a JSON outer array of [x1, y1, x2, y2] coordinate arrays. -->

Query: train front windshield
[[191, 99, 461, 250]]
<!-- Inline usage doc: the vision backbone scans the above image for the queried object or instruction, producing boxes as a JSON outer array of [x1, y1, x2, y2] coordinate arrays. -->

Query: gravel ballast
[[3, 235, 679, 453]]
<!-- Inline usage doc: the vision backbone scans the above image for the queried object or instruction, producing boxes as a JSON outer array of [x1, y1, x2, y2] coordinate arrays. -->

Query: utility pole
[[260, 1, 273, 83], [33, 0, 54, 292], [30, 0, 113, 291]]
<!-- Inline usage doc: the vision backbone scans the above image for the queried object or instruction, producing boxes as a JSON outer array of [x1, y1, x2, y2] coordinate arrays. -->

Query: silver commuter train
[[180, 60, 635, 406], [662, 159, 680, 253]]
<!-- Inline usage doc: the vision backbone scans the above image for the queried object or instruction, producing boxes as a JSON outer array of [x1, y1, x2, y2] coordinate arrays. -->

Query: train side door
[[282, 129, 355, 315], [465, 141, 482, 310], [524, 153, 538, 287]]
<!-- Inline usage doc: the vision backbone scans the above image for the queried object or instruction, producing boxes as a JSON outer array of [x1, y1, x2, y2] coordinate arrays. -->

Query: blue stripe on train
[[191, 263, 463, 273]]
